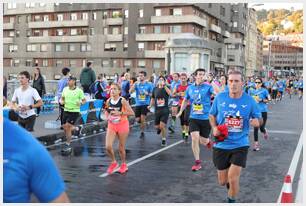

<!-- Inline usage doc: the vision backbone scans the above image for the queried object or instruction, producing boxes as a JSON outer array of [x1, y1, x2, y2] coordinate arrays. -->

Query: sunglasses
[[255, 82, 262, 84]]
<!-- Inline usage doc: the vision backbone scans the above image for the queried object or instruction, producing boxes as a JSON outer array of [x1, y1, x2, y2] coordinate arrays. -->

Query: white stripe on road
[[99, 140, 184, 178], [250, 130, 300, 135], [277, 131, 303, 203], [295, 162, 303, 203]]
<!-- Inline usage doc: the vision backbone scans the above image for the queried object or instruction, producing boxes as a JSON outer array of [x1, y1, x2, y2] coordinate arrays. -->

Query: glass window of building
[[170, 25, 182, 33], [42, 59, 48, 67], [138, 42, 145, 51], [124, 10, 129, 18], [92, 12, 97, 20], [40, 44, 48, 52], [71, 29, 77, 36], [9, 31, 14, 37], [112, 11, 121, 18], [103, 11, 108, 19], [155, 9, 161, 16], [154, 26, 161, 34], [7, 3, 17, 9], [90, 28, 95, 35], [56, 60, 63, 67], [57, 29, 63, 36], [13, 59, 20, 67], [139, 9, 143, 18], [16, 30, 20, 37], [174, 53, 189, 71], [57, 14, 63, 21], [102, 60, 109, 66], [69, 60, 76, 67], [68, 44, 76, 52], [138, 59, 145, 68], [112, 27, 119, 35], [124, 60, 132, 67], [82, 12, 88, 20], [39, 3, 45, 7], [123, 43, 128, 51], [34, 15, 41, 22], [124, 27, 128, 35], [153, 60, 161, 69], [139, 26, 145, 34], [25, 60, 32, 67], [55, 44, 62, 52], [173, 8, 182, 16], [43, 15, 49, 21], [71, 13, 77, 20]]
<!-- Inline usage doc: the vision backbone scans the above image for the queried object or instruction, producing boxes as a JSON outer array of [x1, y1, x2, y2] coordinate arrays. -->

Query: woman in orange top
[[104, 83, 135, 174]]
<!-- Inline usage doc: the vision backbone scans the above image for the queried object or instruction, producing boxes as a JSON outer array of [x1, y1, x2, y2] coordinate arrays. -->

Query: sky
[[249, 3, 303, 11]]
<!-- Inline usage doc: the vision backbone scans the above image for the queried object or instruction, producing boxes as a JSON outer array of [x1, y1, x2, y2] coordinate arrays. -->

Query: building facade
[[3, 3, 248, 80], [256, 29, 264, 76], [245, 8, 257, 77]]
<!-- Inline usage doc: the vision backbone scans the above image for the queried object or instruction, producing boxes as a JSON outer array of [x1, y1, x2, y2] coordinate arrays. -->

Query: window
[[71, 13, 77, 20], [34, 15, 41, 22], [103, 11, 108, 19], [13, 59, 20, 67], [124, 27, 128, 35], [81, 43, 91, 52], [174, 53, 189, 72], [57, 29, 63, 36], [112, 27, 119, 35], [43, 15, 49, 22], [153, 60, 161, 69], [170, 25, 182, 33], [26, 30, 31, 37], [154, 26, 161, 34], [7, 3, 17, 9], [16, 30, 20, 37], [42, 59, 48, 67], [139, 9, 143, 18], [57, 14, 63, 21], [55, 3, 60, 6], [104, 43, 116, 51], [155, 9, 161, 16], [68, 44, 76, 51], [139, 26, 145, 34], [39, 3, 45, 7], [102, 60, 109, 67], [112, 11, 121, 18], [26, 15, 30, 23], [123, 43, 128, 51], [25, 60, 32, 66], [103, 27, 108, 35], [90, 28, 95, 35], [56, 60, 63, 67], [33, 30, 40, 36], [138, 43, 145, 51], [40, 44, 48, 52], [71, 29, 77, 36], [17, 16, 21, 23], [138, 60, 145, 68], [124, 60, 132, 67], [82, 12, 88, 20], [27, 44, 37, 52], [173, 8, 182, 16], [9, 31, 14, 37], [233, 22, 238, 28], [69, 59, 76, 67], [55, 44, 62, 52], [124, 10, 129, 18], [92, 12, 97, 20]]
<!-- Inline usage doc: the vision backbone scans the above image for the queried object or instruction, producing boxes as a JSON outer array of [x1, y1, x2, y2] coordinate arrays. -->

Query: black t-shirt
[[152, 87, 169, 110]]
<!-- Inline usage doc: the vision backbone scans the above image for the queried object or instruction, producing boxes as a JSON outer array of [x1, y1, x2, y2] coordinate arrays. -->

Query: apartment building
[[256, 30, 264, 76], [3, 3, 248, 79]]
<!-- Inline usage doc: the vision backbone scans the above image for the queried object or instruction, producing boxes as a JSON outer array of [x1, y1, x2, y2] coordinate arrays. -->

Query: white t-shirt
[[12, 86, 42, 118]]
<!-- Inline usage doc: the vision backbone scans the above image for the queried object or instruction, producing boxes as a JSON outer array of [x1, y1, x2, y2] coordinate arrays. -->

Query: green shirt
[[62, 87, 85, 112]]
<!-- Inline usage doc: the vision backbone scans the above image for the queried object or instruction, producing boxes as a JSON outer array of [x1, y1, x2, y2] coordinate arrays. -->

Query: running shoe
[[253, 142, 260, 151], [184, 133, 189, 143], [118, 163, 128, 174], [61, 143, 72, 155], [191, 163, 202, 171], [168, 126, 175, 134], [107, 162, 119, 174], [161, 139, 167, 146]]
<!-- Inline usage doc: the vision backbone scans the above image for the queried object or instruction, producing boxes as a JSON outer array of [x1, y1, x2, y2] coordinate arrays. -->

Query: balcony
[[29, 35, 88, 43], [151, 15, 207, 27], [144, 50, 165, 58], [28, 20, 89, 28], [3, 22, 14, 30], [210, 24, 222, 34], [4, 4, 55, 15], [3, 37, 14, 44], [136, 33, 175, 41], [224, 37, 243, 44], [223, 31, 230, 38], [106, 18, 123, 25], [107, 34, 123, 42]]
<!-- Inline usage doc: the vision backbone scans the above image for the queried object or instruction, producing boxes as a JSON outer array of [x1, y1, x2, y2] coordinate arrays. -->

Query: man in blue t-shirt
[[129, 71, 153, 138], [168, 73, 181, 133], [209, 70, 262, 203], [4, 118, 70, 203], [177, 68, 217, 172]]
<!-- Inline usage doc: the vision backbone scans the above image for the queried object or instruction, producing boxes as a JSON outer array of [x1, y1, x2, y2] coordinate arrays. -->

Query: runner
[[219, 74, 229, 93], [248, 77, 271, 151], [168, 73, 181, 134], [57, 67, 71, 128], [176, 68, 215, 171], [148, 76, 171, 146], [298, 76, 303, 100], [10, 71, 43, 131], [271, 77, 278, 104], [60, 76, 86, 155], [104, 83, 135, 174], [173, 73, 191, 142], [287, 76, 294, 99], [276, 77, 285, 101], [209, 70, 262, 203], [129, 71, 153, 138]]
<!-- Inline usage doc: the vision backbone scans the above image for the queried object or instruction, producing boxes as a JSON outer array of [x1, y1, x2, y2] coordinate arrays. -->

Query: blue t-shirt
[[185, 83, 214, 120], [277, 80, 285, 92], [121, 80, 130, 98], [264, 81, 271, 88], [135, 81, 153, 106], [248, 88, 270, 112], [298, 80, 303, 88], [210, 92, 262, 150], [220, 85, 229, 93], [4, 119, 66, 203]]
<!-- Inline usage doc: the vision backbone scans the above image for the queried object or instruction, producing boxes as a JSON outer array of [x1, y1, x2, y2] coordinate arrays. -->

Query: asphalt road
[[47, 94, 303, 203]]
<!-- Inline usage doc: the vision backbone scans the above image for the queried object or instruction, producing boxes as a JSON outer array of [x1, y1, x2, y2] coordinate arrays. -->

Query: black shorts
[[155, 108, 169, 125], [299, 88, 303, 92], [63, 111, 80, 125], [213, 146, 249, 170], [189, 119, 211, 138], [135, 105, 149, 118], [18, 115, 36, 131], [179, 105, 190, 126]]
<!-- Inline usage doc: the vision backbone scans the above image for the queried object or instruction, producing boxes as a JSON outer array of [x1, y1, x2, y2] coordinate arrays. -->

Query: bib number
[[225, 116, 243, 132], [192, 104, 204, 114], [139, 94, 146, 101], [157, 98, 165, 107]]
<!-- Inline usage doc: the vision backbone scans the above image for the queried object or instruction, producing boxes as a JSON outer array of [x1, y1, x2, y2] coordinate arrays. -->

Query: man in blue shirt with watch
[[209, 70, 262, 203]]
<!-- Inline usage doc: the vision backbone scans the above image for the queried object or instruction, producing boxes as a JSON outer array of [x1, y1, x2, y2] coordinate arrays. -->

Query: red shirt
[[176, 84, 189, 106]]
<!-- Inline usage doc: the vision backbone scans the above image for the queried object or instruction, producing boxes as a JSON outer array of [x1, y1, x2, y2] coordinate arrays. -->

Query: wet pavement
[[45, 95, 303, 203]]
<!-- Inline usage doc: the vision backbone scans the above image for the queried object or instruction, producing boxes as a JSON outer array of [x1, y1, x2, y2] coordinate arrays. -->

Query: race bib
[[157, 98, 165, 107], [225, 116, 243, 132], [139, 94, 146, 101], [109, 115, 121, 124], [192, 103, 204, 114], [252, 95, 259, 103]]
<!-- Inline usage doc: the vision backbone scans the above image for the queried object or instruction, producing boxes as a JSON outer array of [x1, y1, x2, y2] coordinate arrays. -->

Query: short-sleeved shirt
[[185, 83, 214, 120], [11, 86, 42, 118], [248, 88, 270, 112], [135, 82, 153, 106], [277, 80, 285, 92], [61, 87, 85, 112], [210, 92, 262, 150], [4, 118, 66, 203], [152, 86, 170, 110]]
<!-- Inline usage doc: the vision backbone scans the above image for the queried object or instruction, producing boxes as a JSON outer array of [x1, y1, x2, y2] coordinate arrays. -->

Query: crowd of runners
[[3, 63, 303, 203]]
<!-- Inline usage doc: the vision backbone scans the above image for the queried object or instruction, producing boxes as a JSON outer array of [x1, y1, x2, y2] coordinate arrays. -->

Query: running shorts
[[108, 119, 129, 133], [189, 119, 211, 138]]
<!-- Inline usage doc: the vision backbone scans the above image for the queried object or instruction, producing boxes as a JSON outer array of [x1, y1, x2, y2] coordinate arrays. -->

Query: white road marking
[[99, 140, 184, 178], [277, 131, 303, 203], [250, 130, 300, 135]]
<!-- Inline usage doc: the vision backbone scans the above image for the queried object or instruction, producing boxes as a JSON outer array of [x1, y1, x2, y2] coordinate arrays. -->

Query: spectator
[[10, 71, 43, 132], [80, 62, 96, 93], [91, 73, 108, 101], [32, 68, 46, 116]]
